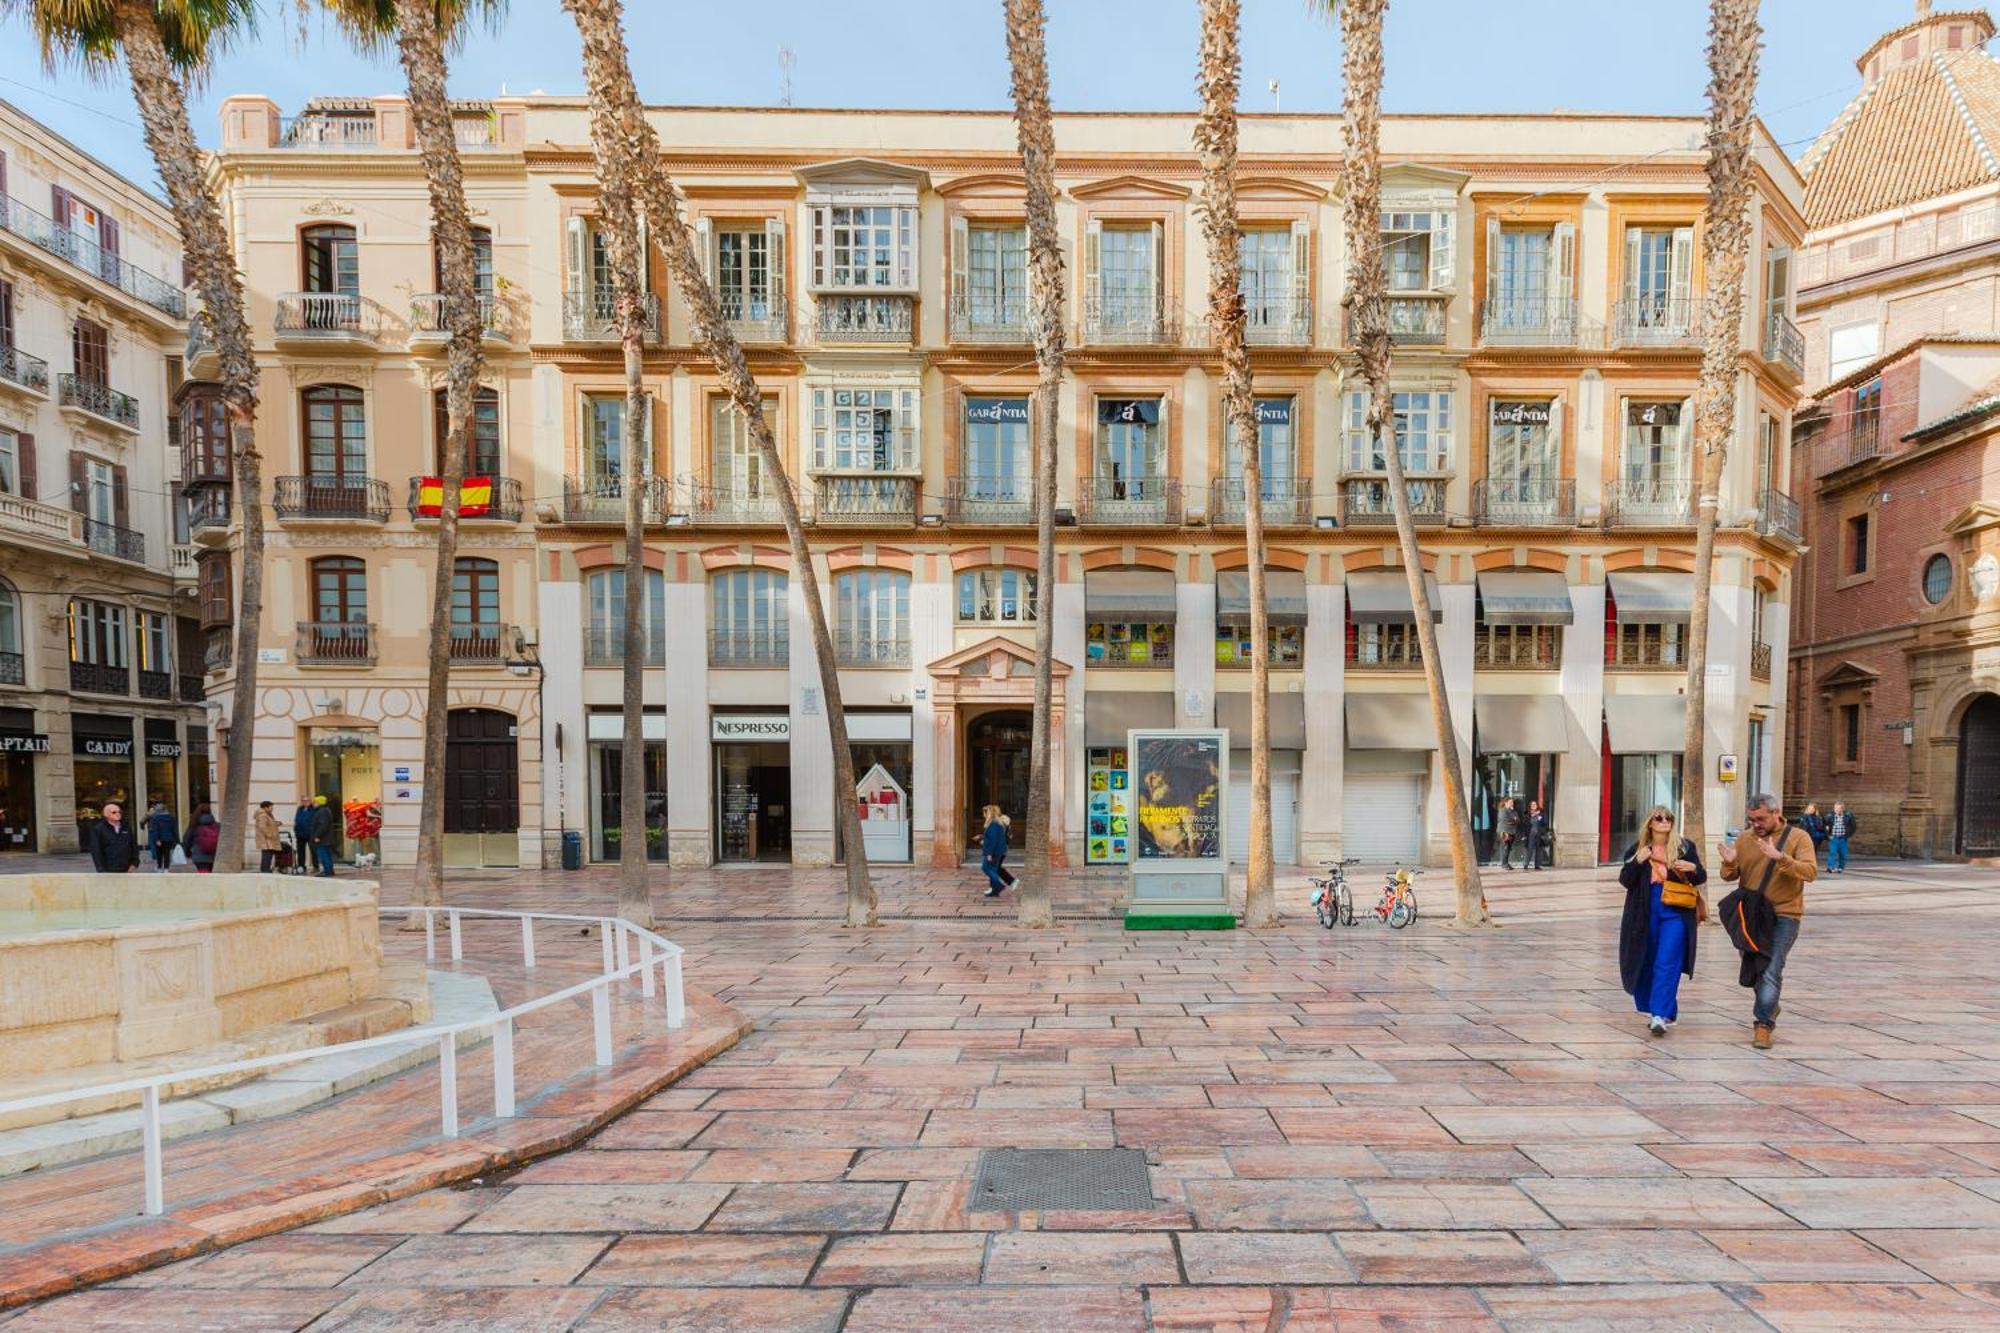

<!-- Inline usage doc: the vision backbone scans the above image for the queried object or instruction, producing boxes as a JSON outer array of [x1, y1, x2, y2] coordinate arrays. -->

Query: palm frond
[[316, 0, 506, 53], [2, 0, 257, 78]]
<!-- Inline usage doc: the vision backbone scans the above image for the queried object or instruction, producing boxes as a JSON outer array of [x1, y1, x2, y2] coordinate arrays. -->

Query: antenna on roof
[[778, 47, 795, 108], [1268, 78, 1281, 113]]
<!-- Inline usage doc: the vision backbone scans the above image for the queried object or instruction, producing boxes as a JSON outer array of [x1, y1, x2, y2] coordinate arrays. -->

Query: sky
[[0, 1, 1961, 195]]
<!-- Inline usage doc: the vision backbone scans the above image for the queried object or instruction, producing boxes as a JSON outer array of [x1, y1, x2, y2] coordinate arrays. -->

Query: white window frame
[[1344, 389, 1453, 473], [0, 580, 18, 657], [584, 568, 666, 660], [710, 568, 789, 655], [1227, 397, 1297, 482], [835, 569, 911, 657], [0, 429, 16, 496], [137, 610, 169, 673], [1094, 397, 1165, 484], [809, 196, 917, 292], [1379, 202, 1455, 292], [956, 567, 1037, 625], [957, 221, 1028, 330], [712, 394, 778, 499], [1620, 398, 1694, 483], [69, 598, 127, 668], [962, 396, 1031, 493], [1486, 399, 1561, 484], [810, 385, 919, 473]]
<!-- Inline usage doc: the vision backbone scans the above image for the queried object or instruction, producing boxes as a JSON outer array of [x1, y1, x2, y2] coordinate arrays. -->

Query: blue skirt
[[1637, 882, 1689, 1021]]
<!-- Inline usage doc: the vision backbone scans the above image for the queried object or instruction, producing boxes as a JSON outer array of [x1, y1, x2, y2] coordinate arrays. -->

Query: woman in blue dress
[[1617, 805, 1705, 1036]]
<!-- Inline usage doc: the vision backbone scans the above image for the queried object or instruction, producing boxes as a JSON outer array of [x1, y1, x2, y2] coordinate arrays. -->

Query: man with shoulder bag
[[1717, 793, 1817, 1050]]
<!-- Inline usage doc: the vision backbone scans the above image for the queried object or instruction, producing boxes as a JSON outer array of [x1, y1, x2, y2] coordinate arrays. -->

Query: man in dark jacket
[[143, 801, 179, 872], [309, 795, 337, 876], [1524, 801, 1549, 871], [84, 801, 139, 873]]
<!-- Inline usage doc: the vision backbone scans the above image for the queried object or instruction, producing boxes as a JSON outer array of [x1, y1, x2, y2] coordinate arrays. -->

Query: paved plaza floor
[[7, 855, 2000, 1329]]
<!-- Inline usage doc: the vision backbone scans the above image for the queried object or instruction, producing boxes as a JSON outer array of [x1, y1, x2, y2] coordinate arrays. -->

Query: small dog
[[351, 851, 380, 869]]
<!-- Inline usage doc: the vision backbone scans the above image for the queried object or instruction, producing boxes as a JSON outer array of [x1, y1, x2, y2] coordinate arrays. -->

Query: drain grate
[[968, 1147, 1160, 1213]]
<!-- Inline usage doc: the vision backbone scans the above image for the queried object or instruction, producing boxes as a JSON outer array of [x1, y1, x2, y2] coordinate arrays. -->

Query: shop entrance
[[71, 715, 136, 841], [444, 708, 519, 867], [1473, 752, 1556, 864], [964, 709, 1031, 854], [715, 742, 791, 862], [1959, 694, 2000, 856], [0, 750, 36, 850], [309, 728, 381, 863], [1604, 750, 1682, 862]]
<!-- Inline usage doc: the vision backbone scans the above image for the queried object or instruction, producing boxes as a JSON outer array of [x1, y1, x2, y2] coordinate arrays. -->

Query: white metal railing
[[0, 904, 685, 1218]]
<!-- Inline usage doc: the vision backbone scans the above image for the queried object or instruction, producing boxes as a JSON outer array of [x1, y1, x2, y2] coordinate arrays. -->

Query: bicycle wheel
[[1388, 892, 1416, 929], [1336, 881, 1356, 926], [1315, 890, 1336, 929]]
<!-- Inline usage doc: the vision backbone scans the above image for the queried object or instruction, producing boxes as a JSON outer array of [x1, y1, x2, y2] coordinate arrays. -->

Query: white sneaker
[[1648, 1016, 1668, 1036]]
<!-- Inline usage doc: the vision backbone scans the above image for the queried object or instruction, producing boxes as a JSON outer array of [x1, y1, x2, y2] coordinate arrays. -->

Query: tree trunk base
[[397, 913, 426, 933]]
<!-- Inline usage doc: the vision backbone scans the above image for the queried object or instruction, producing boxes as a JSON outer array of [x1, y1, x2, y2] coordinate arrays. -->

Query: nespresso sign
[[0, 734, 49, 754], [75, 737, 134, 758], [711, 715, 790, 742]]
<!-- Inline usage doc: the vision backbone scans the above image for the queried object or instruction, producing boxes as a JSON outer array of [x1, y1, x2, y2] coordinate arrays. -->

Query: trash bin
[[560, 830, 583, 871]]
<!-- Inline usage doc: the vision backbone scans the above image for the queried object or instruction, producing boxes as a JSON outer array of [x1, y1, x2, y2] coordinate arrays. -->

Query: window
[[810, 387, 916, 472], [716, 224, 775, 320], [1603, 583, 1686, 668], [1227, 398, 1296, 483], [182, 389, 229, 481], [962, 396, 1031, 498], [1487, 399, 1558, 486], [435, 226, 493, 297], [137, 611, 170, 673], [1238, 226, 1301, 330], [581, 393, 643, 492], [1828, 321, 1880, 380], [1489, 226, 1550, 312], [83, 458, 115, 527], [1764, 245, 1791, 325], [834, 570, 911, 664], [1097, 223, 1158, 322], [0, 579, 19, 661], [812, 204, 915, 289], [711, 395, 778, 500], [1852, 378, 1882, 453], [1623, 225, 1693, 326], [451, 558, 501, 646], [1622, 400, 1691, 485], [1346, 615, 1422, 667], [710, 568, 788, 664], [0, 277, 14, 348], [72, 318, 108, 386], [1095, 398, 1163, 489], [68, 598, 128, 667], [957, 568, 1037, 624], [311, 556, 368, 624], [300, 224, 359, 295], [1216, 624, 1303, 668], [583, 569, 666, 664], [1757, 412, 1778, 494], [1380, 208, 1452, 291], [1847, 513, 1871, 576], [1924, 553, 1953, 605], [1344, 390, 1452, 472], [433, 387, 502, 476], [302, 386, 367, 479], [961, 222, 1027, 329], [1472, 621, 1560, 669], [197, 552, 231, 625], [1086, 619, 1173, 666], [0, 428, 17, 496], [1840, 702, 1863, 766]]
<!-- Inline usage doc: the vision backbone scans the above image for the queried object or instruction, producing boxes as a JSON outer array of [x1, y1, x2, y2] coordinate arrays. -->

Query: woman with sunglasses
[[1617, 804, 1706, 1036]]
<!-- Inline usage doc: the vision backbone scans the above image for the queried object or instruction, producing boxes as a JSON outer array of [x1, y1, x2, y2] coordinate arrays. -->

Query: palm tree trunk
[[1336, 0, 1487, 923], [386, 0, 483, 910], [1004, 0, 1065, 929], [1681, 0, 1763, 857], [564, 0, 876, 925], [113, 2, 263, 873], [1196, 0, 1276, 926]]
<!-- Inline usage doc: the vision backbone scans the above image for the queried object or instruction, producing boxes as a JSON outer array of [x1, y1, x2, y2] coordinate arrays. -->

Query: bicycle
[[1375, 866, 1419, 929], [1307, 858, 1359, 928]]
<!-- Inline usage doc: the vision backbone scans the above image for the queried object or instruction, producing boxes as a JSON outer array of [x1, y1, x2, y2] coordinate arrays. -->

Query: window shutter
[[1345, 392, 1363, 472], [69, 453, 85, 514], [1669, 226, 1695, 315], [1152, 396, 1168, 476], [765, 216, 787, 311], [693, 216, 713, 283], [564, 215, 586, 302], [51, 186, 69, 228], [113, 464, 128, 529], [1765, 246, 1790, 319], [950, 215, 969, 318], [812, 205, 831, 288], [639, 392, 654, 475], [1149, 219, 1165, 307], [1483, 215, 1502, 309], [1084, 217, 1102, 310], [1543, 398, 1563, 476], [1623, 226, 1642, 302], [1678, 395, 1695, 469], [100, 213, 119, 258], [17, 433, 33, 502], [1428, 209, 1455, 289], [1289, 219, 1311, 329], [1552, 221, 1575, 301], [901, 208, 917, 289]]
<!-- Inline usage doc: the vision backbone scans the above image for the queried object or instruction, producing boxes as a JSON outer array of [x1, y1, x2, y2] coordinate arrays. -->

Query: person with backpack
[[1718, 793, 1818, 1050], [144, 799, 180, 873], [182, 803, 221, 873], [1618, 804, 1705, 1036], [1826, 802, 1857, 874]]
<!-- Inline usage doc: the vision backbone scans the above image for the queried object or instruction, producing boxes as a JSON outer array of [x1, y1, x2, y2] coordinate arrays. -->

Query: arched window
[[450, 557, 502, 660], [710, 569, 788, 666], [300, 224, 358, 295], [957, 567, 1036, 625], [584, 568, 666, 665], [301, 385, 366, 479], [433, 386, 502, 475], [834, 570, 910, 665]]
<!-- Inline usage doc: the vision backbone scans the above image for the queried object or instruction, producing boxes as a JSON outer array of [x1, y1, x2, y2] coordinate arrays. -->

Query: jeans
[[1499, 835, 1516, 869], [1754, 914, 1801, 1028], [314, 843, 335, 875], [1827, 836, 1849, 872], [982, 856, 1012, 892], [260, 849, 277, 873]]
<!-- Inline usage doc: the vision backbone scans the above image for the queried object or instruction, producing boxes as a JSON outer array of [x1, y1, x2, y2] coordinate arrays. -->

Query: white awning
[[1085, 569, 1177, 622], [1345, 571, 1443, 625], [1216, 570, 1308, 627], [587, 712, 668, 741], [1345, 694, 1438, 750], [1216, 692, 1307, 749], [1477, 571, 1574, 626], [1607, 572, 1693, 625], [1475, 694, 1570, 754], [1604, 694, 1688, 753], [1084, 691, 1175, 746]]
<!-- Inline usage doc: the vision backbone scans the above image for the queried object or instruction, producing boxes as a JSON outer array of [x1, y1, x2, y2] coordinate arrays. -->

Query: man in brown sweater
[[1719, 792, 1818, 1049]]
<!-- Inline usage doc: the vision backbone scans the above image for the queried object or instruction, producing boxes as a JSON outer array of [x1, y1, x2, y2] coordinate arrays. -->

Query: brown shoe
[[1753, 1023, 1773, 1050]]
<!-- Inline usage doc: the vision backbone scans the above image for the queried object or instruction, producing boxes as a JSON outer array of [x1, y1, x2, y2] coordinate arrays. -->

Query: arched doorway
[[445, 707, 519, 867], [1959, 694, 2000, 855], [965, 709, 1031, 853]]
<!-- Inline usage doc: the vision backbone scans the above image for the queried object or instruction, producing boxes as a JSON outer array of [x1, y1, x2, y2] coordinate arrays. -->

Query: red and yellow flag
[[417, 475, 494, 517]]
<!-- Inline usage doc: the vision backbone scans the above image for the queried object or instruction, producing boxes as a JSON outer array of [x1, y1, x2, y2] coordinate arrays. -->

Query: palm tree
[[8, 0, 265, 871], [1002, 0, 1064, 929], [1195, 0, 1275, 927], [1333, 0, 1487, 923], [1680, 0, 1762, 855], [562, 0, 878, 925], [318, 0, 500, 914]]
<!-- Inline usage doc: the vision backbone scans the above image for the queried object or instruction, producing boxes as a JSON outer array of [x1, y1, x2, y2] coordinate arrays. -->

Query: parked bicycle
[[1308, 858, 1359, 928], [1375, 866, 1420, 929]]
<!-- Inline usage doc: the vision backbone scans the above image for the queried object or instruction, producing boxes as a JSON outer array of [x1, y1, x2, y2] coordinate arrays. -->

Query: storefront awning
[[1604, 694, 1687, 753], [1084, 691, 1175, 746], [1475, 694, 1570, 754], [1476, 571, 1574, 626], [1346, 570, 1442, 625], [1345, 694, 1438, 750], [1216, 692, 1306, 749], [1085, 569, 1177, 622], [1607, 572, 1693, 625], [1216, 570, 1308, 627]]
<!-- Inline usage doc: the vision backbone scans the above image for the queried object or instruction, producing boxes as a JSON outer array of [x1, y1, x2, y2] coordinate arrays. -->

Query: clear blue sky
[[0, 1, 1960, 194]]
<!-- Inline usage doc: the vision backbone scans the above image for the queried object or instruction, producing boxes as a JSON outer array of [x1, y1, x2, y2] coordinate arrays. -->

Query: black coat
[[1717, 882, 1779, 988], [309, 804, 336, 842], [1616, 838, 1704, 996], [84, 818, 139, 873]]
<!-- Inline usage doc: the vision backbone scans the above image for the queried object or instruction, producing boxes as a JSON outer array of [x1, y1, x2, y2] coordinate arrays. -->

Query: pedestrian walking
[[979, 804, 1016, 898], [309, 795, 337, 877], [182, 803, 221, 873], [1524, 800, 1549, 871], [1718, 793, 1817, 1049], [1495, 797, 1519, 869], [144, 799, 180, 872], [1826, 802, 1857, 874], [1618, 805, 1705, 1036], [83, 801, 138, 873], [254, 800, 283, 873], [1798, 803, 1828, 866]]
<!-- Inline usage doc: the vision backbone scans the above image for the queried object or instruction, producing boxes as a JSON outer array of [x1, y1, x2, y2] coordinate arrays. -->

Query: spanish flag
[[417, 475, 494, 517]]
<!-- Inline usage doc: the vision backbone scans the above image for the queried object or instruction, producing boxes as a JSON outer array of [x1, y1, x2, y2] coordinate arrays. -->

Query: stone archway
[[927, 636, 1070, 867]]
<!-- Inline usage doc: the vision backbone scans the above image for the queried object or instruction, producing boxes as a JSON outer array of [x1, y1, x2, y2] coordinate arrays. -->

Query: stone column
[[662, 577, 710, 866], [1176, 578, 1217, 728], [1054, 573, 1087, 865], [1559, 581, 1606, 867], [1427, 575, 1476, 866], [1299, 579, 1345, 863], [909, 554, 953, 863], [788, 567, 834, 867]]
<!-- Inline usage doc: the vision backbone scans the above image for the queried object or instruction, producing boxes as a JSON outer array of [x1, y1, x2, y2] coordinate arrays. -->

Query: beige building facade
[[194, 96, 1806, 871]]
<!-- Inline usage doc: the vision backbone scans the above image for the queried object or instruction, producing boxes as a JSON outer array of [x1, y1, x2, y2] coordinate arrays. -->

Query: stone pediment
[[1818, 659, 1881, 689], [795, 157, 930, 191], [1945, 501, 2000, 537], [936, 172, 1029, 199], [926, 635, 1068, 681], [1070, 174, 1192, 201]]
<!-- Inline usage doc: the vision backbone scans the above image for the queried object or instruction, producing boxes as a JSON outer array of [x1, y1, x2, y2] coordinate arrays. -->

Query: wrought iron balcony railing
[[0, 345, 48, 396], [946, 475, 1036, 525], [405, 475, 523, 523], [58, 375, 139, 429], [1076, 477, 1181, 526], [83, 519, 145, 563], [274, 292, 386, 340], [69, 660, 129, 695], [562, 290, 660, 341], [447, 622, 512, 664], [835, 632, 913, 667], [0, 651, 22, 687], [1082, 293, 1178, 346], [1472, 476, 1576, 526], [709, 630, 790, 668], [1346, 634, 1424, 669], [1612, 294, 1701, 346], [138, 668, 172, 701], [178, 672, 204, 702], [715, 290, 789, 344], [560, 474, 671, 525], [679, 475, 790, 525], [1764, 311, 1804, 379], [203, 631, 231, 673], [273, 475, 391, 523], [0, 194, 186, 317], [814, 475, 919, 525], [1341, 295, 1451, 346], [1751, 639, 1772, 682], [813, 293, 914, 343], [1242, 295, 1314, 346], [185, 311, 217, 368], [1341, 477, 1450, 525], [1478, 296, 1590, 347], [583, 623, 665, 668], [189, 487, 232, 535], [1472, 626, 1563, 670], [949, 291, 1028, 344], [1755, 488, 1801, 543], [1210, 475, 1311, 527], [1604, 476, 1694, 527], [1846, 418, 1881, 466], [410, 292, 511, 341]]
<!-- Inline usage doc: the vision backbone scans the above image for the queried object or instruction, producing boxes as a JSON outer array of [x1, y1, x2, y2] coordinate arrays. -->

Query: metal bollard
[[592, 983, 613, 1066], [521, 915, 536, 969], [448, 910, 463, 962], [664, 950, 686, 1030], [493, 1018, 515, 1118], [439, 1035, 458, 1138], [141, 1085, 164, 1215]]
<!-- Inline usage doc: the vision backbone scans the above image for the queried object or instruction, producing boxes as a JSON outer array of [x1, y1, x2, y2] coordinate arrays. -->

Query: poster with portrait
[[1130, 731, 1223, 862]]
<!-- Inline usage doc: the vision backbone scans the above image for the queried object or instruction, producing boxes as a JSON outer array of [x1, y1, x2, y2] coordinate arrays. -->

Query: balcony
[[406, 475, 524, 523], [178, 672, 205, 702], [1472, 477, 1576, 526], [1243, 295, 1314, 347], [295, 621, 377, 666], [561, 475, 670, 525], [170, 543, 196, 579], [710, 630, 789, 668], [1346, 635, 1423, 670], [278, 112, 378, 148], [1076, 477, 1181, 527], [946, 475, 1035, 526], [0, 345, 48, 398], [409, 292, 513, 346], [1754, 488, 1802, 544], [1763, 311, 1804, 380], [835, 632, 912, 668], [949, 292, 1028, 345], [1343, 295, 1450, 346], [1210, 476, 1312, 527], [273, 292, 386, 348], [1478, 297, 1593, 348], [562, 291, 660, 342], [716, 291, 788, 345], [1604, 477, 1694, 527], [83, 519, 145, 564], [0, 492, 83, 547], [0, 194, 186, 318], [69, 660, 129, 695], [203, 631, 231, 673], [1608, 635, 1687, 672], [680, 476, 790, 526], [189, 487, 232, 543], [1845, 418, 1881, 467], [273, 475, 391, 524], [185, 311, 219, 377], [814, 475, 920, 525], [1472, 626, 1562, 671], [58, 375, 139, 431], [1082, 294, 1177, 346], [0, 652, 21, 686], [583, 623, 664, 668], [1751, 638, 1772, 682], [1341, 477, 1450, 526], [813, 293, 914, 344], [138, 668, 172, 701], [447, 622, 513, 665], [1612, 295, 1700, 347]]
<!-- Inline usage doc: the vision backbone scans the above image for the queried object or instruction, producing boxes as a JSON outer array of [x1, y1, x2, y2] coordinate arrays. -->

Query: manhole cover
[[969, 1148, 1160, 1212]]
